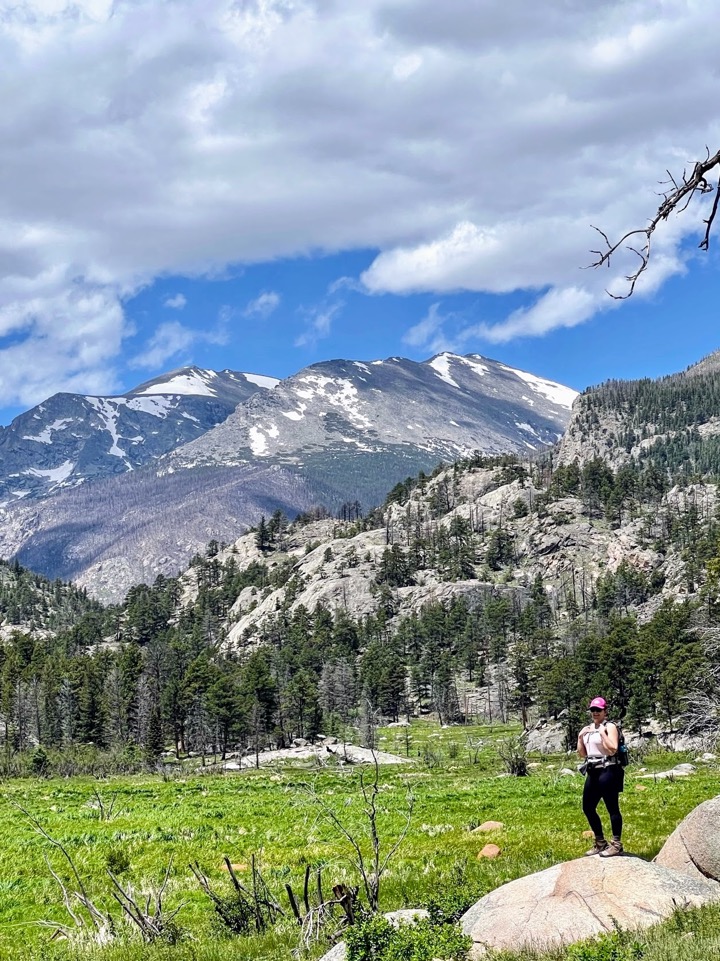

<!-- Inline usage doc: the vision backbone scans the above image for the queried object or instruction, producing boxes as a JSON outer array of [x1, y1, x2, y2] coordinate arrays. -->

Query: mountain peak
[[682, 348, 720, 379]]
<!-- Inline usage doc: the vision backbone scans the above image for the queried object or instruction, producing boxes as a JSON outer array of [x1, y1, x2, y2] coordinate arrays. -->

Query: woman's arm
[[599, 722, 619, 753], [577, 726, 589, 757]]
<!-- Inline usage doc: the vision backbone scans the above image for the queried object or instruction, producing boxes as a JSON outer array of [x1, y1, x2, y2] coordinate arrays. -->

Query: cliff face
[[168, 457, 716, 650]]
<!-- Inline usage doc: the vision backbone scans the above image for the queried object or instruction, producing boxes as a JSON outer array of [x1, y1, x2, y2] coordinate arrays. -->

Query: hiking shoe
[[599, 840, 624, 858], [585, 839, 609, 856]]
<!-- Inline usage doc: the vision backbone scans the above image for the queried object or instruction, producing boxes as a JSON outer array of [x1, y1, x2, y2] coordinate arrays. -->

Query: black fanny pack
[[584, 755, 619, 772]]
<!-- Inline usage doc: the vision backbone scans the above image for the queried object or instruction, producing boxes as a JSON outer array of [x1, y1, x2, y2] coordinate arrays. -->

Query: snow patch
[[244, 373, 280, 390], [456, 355, 489, 377], [428, 354, 459, 388], [25, 460, 75, 483], [126, 396, 174, 417], [266, 423, 279, 439], [135, 370, 218, 397], [499, 365, 578, 409], [293, 375, 372, 428], [516, 422, 540, 438], [22, 418, 73, 443], [86, 398, 126, 456], [282, 404, 307, 421], [249, 427, 268, 456]]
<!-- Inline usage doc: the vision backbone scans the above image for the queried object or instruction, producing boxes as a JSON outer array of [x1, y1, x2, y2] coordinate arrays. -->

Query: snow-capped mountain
[[0, 352, 576, 601], [166, 353, 576, 504], [0, 367, 278, 504]]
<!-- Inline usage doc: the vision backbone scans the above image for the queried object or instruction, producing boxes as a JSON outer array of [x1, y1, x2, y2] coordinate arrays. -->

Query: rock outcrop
[[524, 719, 567, 754], [460, 856, 720, 957], [654, 795, 720, 883]]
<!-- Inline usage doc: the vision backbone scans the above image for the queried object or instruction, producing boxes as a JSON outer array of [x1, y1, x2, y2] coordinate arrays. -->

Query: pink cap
[[589, 697, 607, 709]]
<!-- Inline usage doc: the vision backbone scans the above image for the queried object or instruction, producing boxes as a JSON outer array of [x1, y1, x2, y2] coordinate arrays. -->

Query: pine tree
[[145, 704, 165, 760]]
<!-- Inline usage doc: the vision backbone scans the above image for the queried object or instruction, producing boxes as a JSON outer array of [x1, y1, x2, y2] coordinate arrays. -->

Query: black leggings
[[583, 766, 624, 840]]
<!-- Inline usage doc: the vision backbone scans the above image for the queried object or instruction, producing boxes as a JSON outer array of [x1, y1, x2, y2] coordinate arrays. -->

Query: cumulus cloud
[[1, 0, 719, 400], [244, 291, 280, 318], [468, 287, 601, 345]]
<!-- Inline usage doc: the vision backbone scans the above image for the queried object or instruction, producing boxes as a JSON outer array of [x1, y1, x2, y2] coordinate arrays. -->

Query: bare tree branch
[[301, 750, 414, 913], [589, 147, 720, 299], [11, 803, 115, 943], [107, 858, 182, 943]]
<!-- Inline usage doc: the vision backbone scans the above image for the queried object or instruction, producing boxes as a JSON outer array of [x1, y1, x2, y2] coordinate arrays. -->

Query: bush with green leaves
[[424, 861, 479, 924], [566, 929, 645, 961], [345, 914, 470, 961]]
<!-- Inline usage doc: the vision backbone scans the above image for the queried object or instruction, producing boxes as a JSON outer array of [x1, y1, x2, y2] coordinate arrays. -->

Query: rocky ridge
[[175, 463, 716, 650], [557, 347, 720, 470], [166, 353, 576, 487]]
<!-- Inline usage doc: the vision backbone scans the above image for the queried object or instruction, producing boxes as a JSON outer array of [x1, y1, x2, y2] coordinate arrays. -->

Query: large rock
[[460, 856, 719, 956], [655, 795, 720, 883], [524, 720, 566, 754]]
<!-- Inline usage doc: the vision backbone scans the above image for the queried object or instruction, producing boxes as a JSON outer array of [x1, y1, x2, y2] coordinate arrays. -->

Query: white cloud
[[402, 303, 456, 353], [164, 293, 187, 309], [0, 0, 719, 400], [130, 320, 229, 370], [244, 291, 280, 318], [130, 322, 197, 370], [468, 287, 602, 345], [295, 302, 343, 348]]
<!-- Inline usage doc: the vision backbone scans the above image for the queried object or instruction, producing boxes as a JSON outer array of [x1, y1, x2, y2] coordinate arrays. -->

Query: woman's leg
[[599, 768, 623, 839], [582, 773, 604, 837]]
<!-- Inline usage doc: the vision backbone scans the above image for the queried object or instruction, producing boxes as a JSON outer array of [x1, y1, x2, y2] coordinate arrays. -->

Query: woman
[[577, 696, 624, 857]]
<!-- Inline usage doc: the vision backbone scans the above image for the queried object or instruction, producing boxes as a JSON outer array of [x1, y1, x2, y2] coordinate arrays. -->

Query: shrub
[[105, 848, 131, 875], [567, 929, 645, 961], [30, 746, 49, 776], [496, 735, 529, 776], [345, 915, 470, 961]]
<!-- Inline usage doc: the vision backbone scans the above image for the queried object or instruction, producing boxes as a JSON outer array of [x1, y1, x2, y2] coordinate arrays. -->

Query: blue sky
[[123, 243, 720, 403], [1, 1, 719, 426]]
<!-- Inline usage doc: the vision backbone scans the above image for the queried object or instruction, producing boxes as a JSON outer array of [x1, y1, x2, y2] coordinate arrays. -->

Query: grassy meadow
[[0, 723, 718, 961]]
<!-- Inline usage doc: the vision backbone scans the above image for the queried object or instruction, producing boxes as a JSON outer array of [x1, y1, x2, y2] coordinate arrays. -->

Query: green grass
[[0, 724, 718, 960]]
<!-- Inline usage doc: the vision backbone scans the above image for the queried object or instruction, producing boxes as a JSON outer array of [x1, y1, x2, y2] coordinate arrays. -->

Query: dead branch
[[190, 854, 283, 935], [589, 147, 720, 298], [107, 858, 182, 943], [90, 787, 119, 822], [11, 803, 115, 942], [302, 751, 415, 912]]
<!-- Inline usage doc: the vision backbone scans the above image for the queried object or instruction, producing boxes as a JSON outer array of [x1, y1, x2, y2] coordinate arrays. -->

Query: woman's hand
[[599, 722, 619, 752]]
